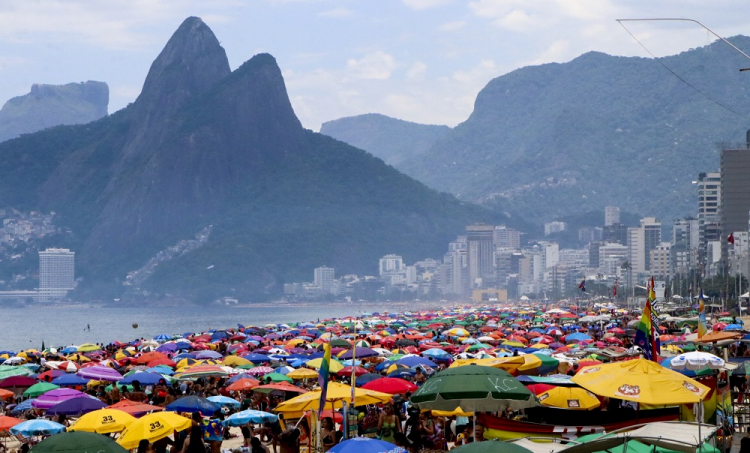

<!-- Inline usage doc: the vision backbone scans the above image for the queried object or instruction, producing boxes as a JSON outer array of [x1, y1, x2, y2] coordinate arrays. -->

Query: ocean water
[[0, 300, 451, 352]]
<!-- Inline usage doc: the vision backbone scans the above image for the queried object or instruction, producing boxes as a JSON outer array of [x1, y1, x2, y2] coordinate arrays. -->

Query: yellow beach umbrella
[[306, 358, 344, 373], [501, 341, 526, 348], [432, 407, 473, 417], [69, 408, 136, 434], [530, 343, 549, 349], [538, 387, 600, 410], [571, 358, 709, 405], [117, 412, 192, 449], [287, 338, 307, 346], [223, 356, 252, 367], [275, 382, 391, 413], [66, 354, 91, 362], [287, 368, 319, 380], [76, 344, 100, 353]]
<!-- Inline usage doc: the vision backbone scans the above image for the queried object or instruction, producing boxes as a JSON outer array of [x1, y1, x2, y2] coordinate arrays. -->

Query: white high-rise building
[[39, 248, 75, 301], [379, 254, 404, 276], [314, 266, 335, 294], [605, 206, 621, 227]]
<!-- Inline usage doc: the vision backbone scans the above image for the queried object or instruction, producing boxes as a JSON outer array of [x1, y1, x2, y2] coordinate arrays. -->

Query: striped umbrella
[[177, 365, 227, 379], [247, 366, 274, 376], [77, 366, 122, 382], [32, 388, 88, 410]]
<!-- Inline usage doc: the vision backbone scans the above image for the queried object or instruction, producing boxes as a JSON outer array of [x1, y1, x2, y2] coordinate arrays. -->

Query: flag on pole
[[613, 278, 618, 297], [728, 234, 735, 245], [579, 278, 586, 292], [698, 287, 707, 339], [350, 342, 357, 406], [318, 342, 332, 416], [634, 299, 656, 360]]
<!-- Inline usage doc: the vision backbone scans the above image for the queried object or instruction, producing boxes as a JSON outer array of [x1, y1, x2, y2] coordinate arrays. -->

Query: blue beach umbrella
[[166, 395, 220, 416], [52, 374, 91, 387], [120, 372, 166, 386], [329, 437, 406, 453], [223, 409, 278, 427], [153, 334, 171, 342], [10, 419, 65, 437], [207, 395, 241, 408], [11, 399, 35, 413], [396, 356, 437, 368]]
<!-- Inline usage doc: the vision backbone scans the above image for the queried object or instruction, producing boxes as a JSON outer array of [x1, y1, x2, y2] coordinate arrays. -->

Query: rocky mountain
[[325, 38, 750, 223], [320, 114, 450, 167], [0, 81, 108, 143], [0, 17, 500, 302]]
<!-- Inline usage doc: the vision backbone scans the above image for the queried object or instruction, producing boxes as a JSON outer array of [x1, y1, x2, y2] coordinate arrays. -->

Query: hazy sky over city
[[1, 0, 750, 130]]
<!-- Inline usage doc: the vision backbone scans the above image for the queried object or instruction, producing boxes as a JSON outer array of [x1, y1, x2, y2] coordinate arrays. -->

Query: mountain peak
[[135, 16, 230, 117]]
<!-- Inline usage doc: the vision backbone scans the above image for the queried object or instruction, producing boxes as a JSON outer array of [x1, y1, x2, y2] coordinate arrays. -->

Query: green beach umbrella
[[31, 431, 128, 452], [0, 366, 32, 379], [410, 364, 538, 412], [263, 372, 293, 383], [452, 440, 532, 453], [24, 382, 59, 398]]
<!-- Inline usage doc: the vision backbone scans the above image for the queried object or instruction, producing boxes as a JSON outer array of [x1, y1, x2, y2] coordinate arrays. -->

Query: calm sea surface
[[0, 301, 452, 352]]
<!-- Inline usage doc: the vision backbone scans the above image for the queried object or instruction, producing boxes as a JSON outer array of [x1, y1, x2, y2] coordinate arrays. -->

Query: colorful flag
[[728, 234, 735, 245], [648, 276, 656, 302], [350, 343, 357, 406], [698, 287, 707, 339], [634, 299, 657, 360], [613, 278, 618, 297], [579, 278, 586, 292], [318, 342, 332, 416]]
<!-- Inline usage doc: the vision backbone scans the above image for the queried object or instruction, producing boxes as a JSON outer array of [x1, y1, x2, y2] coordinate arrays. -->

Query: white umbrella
[[670, 351, 725, 371]]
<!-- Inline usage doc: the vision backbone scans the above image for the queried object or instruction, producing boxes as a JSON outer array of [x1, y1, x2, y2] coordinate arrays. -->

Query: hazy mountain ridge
[[320, 113, 451, 166], [0, 17, 501, 302], [324, 38, 750, 222], [0, 81, 108, 143]]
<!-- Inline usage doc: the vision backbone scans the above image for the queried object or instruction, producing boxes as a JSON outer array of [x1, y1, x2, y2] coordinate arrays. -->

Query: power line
[[616, 19, 749, 120]]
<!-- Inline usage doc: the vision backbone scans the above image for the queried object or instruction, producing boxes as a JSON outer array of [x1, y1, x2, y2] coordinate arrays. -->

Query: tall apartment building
[[443, 236, 467, 295], [493, 225, 521, 250], [697, 172, 722, 265], [627, 217, 661, 275], [466, 224, 495, 288], [379, 254, 404, 276], [650, 243, 671, 280], [671, 218, 699, 277], [314, 266, 335, 294], [544, 221, 566, 236], [38, 248, 75, 301], [721, 137, 750, 266], [605, 206, 621, 227], [603, 223, 627, 245]]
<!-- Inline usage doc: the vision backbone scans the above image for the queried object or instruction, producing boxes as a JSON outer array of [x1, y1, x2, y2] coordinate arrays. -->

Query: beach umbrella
[[362, 377, 417, 395], [69, 408, 136, 434], [55, 361, 81, 372], [306, 358, 344, 373], [670, 352, 725, 371], [196, 350, 223, 360], [223, 409, 278, 427], [451, 440, 532, 453], [410, 365, 538, 412], [253, 382, 308, 394], [0, 366, 32, 379], [287, 368, 318, 380], [538, 387, 600, 410], [10, 419, 65, 437], [227, 378, 260, 392], [0, 375, 36, 389], [76, 344, 100, 353], [10, 399, 35, 413], [153, 334, 171, 342], [31, 431, 129, 452], [338, 347, 379, 360], [51, 374, 90, 387], [261, 372, 294, 383], [46, 396, 108, 416], [355, 373, 382, 386], [37, 369, 66, 382], [396, 356, 437, 367], [117, 412, 192, 450], [166, 395, 221, 416], [275, 382, 391, 412], [0, 415, 23, 433], [0, 388, 13, 401], [23, 382, 59, 398], [119, 371, 166, 386], [337, 366, 369, 377], [207, 395, 242, 408], [33, 388, 88, 409], [329, 437, 407, 453], [107, 399, 164, 415], [571, 358, 709, 404], [177, 365, 227, 379], [77, 366, 122, 382], [223, 356, 252, 367]]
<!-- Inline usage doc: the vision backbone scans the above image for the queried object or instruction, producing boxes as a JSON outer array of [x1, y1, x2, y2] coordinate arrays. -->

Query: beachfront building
[[313, 266, 335, 295], [650, 243, 671, 280], [466, 224, 495, 289], [544, 221, 566, 236], [38, 248, 75, 302], [721, 139, 750, 268]]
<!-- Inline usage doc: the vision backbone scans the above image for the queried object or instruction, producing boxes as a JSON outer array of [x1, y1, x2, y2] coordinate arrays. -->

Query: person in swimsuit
[[378, 404, 400, 443]]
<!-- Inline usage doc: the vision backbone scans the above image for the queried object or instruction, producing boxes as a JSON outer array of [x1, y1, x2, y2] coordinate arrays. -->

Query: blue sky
[[1, 0, 749, 130]]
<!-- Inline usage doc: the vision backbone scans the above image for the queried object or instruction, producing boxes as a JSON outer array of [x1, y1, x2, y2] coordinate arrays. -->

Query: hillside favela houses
[[0, 248, 75, 303]]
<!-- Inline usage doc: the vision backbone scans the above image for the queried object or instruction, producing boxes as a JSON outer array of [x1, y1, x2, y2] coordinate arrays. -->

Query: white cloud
[[0, 56, 26, 71], [318, 7, 354, 18], [407, 61, 427, 80], [439, 20, 466, 32], [346, 51, 397, 80], [402, 0, 452, 10], [452, 60, 496, 83]]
